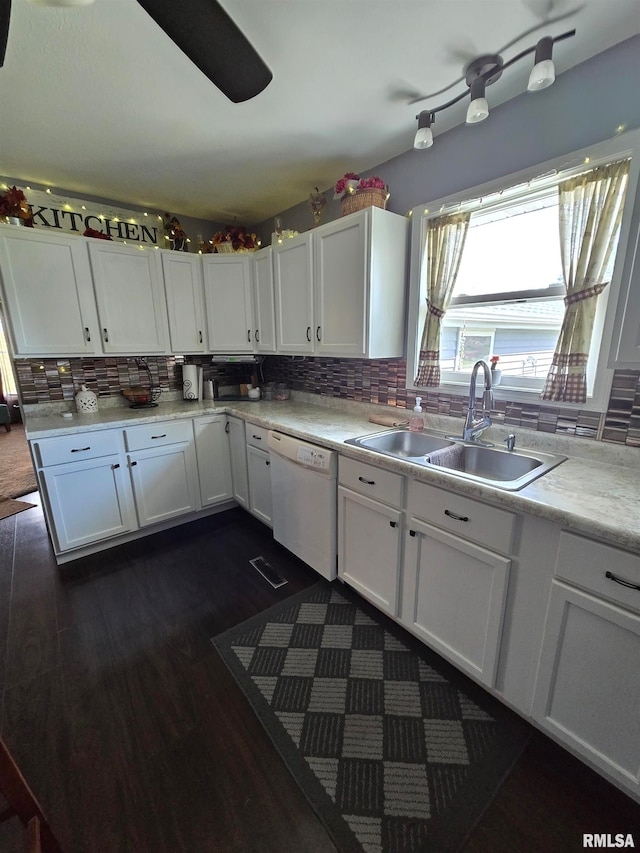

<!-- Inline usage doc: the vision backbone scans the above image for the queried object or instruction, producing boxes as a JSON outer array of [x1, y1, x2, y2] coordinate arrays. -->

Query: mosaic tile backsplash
[[13, 355, 640, 448]]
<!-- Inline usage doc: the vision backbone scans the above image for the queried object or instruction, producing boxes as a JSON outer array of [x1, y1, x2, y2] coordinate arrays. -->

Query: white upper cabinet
[[251, 246, 277, 353], [273, 232, 315, 353], [87, 241, 169, 354], [0, 225, 99, 356], [314, 208, 407, 358], [609, 190, 640, 366], [162, 251, 207, 353], [202, 254, 254, 352], [272, 208, 408, 358]]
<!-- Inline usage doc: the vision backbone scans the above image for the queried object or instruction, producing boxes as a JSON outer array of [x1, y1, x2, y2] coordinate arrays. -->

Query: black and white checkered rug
[[213, 581, 529, 853]]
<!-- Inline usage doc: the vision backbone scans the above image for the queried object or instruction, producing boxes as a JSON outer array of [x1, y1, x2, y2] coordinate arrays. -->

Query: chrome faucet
[[462, 360, 494, 442]]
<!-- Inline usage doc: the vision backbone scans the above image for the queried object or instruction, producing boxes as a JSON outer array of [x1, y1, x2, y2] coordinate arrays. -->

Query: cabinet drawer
[[246, 424, 269, 450], [556, 531, 640, 614], [124, 419, 192, 451], [408, 480, 515, 555], [35, 430, 121, 467], [339, 456, 404, 507]]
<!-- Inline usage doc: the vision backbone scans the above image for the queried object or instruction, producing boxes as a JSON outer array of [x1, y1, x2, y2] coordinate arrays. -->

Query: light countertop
[[24, 395, 640, 554]]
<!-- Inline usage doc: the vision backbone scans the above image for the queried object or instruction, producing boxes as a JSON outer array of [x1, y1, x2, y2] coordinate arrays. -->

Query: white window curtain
[[541, 159, 630, 404], [414, 212, 470, 387]]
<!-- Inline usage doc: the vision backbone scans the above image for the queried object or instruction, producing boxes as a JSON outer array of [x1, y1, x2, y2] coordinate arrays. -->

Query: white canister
[[75, 384, 98, 413]]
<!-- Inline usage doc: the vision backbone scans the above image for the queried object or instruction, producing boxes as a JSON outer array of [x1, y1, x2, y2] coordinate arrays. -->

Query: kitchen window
[[406, 131, 640, 409]]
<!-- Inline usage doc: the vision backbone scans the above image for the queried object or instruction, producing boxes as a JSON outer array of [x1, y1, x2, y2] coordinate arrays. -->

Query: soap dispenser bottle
[[409, 397, 424, 431]]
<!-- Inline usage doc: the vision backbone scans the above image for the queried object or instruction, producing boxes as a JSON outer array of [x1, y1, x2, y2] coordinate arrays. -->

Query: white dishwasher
[[267, 431, 338, 580]]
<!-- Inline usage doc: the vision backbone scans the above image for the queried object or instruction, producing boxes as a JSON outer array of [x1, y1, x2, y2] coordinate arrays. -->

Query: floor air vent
[[249, 557, 288, 589]]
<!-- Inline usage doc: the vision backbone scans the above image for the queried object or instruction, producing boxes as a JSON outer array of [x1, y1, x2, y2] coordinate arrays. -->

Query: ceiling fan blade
[[0, 0, 10, 67], [136, 0, 272, 103]]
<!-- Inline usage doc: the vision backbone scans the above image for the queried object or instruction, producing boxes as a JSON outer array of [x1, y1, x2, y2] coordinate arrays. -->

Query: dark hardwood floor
[[0, 496, 638, 852]]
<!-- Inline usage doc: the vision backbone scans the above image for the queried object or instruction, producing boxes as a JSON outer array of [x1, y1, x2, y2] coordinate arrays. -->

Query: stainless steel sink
[[345, 428, 567, 490], [346, 429, 456, 458]]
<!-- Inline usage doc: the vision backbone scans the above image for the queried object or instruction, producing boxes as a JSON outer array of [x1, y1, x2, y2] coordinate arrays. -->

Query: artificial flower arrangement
[[83, 226, 112, 240], [211, 225, 259, 252], [0, 186, 34, 226], [333, 172, 387, 200]]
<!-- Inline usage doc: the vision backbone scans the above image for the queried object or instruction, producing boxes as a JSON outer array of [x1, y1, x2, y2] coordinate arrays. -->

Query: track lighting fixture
[[412, 29, 574, 149], [413, 111, 434, 149]]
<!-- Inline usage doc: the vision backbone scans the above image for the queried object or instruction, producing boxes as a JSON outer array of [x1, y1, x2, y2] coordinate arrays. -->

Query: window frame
[[406, 129, 640, 412]]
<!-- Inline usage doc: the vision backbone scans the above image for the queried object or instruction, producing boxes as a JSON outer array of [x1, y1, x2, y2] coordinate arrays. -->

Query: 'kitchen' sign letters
[[2, 183, 163, 246]]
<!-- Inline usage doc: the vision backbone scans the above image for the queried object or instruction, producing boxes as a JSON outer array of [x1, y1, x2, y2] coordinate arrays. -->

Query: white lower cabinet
[[400, 480, 513, 689], [41, 454, 135, 551], [245, 424, 272, 525], [337, 457, 404, 617], [125, 421, 200, 527], [34, 429, 136, 552], [532, 532, 640, 798], [226, 415, 249, 509], [193, 415, 233, 507]]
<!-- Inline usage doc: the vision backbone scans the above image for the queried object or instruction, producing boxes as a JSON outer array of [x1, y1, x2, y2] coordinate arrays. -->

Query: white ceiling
[[1, 0, 639, 224]]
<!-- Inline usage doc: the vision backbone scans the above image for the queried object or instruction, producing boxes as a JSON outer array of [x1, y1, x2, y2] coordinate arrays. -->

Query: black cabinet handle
[[389, 520, 397, 528], [151, 434, 166, 440], [605, 571, 640, 591], [358, 476, 375, 485], [255, 329, 260, 342], [198, 330, 203, 344], [247, 329, 251, 343], [409, 529, 416, 537], [444, 509, 469, 522], [130, 460, 137, 467], [225, 422, 230, 433], [103, 328, 109, 342], [266, 459, 270, 466], [252, 434, 262, 441], [306, 326, 311, 342], [316, 326, 321, 341], [84, 327, 91, 342], [111, 463, 120, 470], [70, 446, 91, 453]]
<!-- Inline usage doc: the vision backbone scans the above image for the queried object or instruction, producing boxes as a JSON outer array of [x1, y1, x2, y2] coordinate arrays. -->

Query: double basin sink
[[344, 428, 567, 491]]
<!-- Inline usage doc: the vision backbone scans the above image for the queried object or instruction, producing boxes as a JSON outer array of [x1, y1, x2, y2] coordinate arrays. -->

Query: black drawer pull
[[306, 326, 311, 342], [266, 460, 270, 466], [225, 422, 230, 433], [358, 476, 375, 485], [84, 327, 91, 342], [130, 460, 137, 467], [151, 434, 167, 440], [247, 329, 251, 342], [103, 328, 109, 342], [111, 463, 120, 470], [70, 446, 91, 453], [389, 520, 397, 528], [198, 330, 203, 344], [255, 329, 260, 343], [444, 509, 469, 522], [605, 571, 640, 591], [316, 325, 321, 341], [409, 529, 416, 537], [252, 434, 262, 440]]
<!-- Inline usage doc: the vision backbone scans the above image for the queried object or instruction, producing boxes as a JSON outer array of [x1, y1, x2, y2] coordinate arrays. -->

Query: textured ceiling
[[1, 0, 639, 224]]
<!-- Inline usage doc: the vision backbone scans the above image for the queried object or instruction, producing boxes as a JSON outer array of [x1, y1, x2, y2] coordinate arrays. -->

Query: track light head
[[414, 111, 434, 149], [528, 36, 555, 91], [466, 77, 489, 124]]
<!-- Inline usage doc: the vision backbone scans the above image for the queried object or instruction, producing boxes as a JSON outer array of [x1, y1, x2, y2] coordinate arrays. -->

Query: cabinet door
[[273, 233, 314, 353], [532, 581, 640, 796], [252, 246, 277, 353], [246, 444, 272, 526], [401, 517, 510, 687], [162, 252, 207, 353], [193, 415, 233, 506], [226, 416, 249, 509], [202, 255, 254, 352], [88, 241, 168, 353], [314, 213, 367, 356], [41, 455, 135, 551], [128, 442, 199, 526], [338, 486, 402, 617], [0, 226, 99, 356]]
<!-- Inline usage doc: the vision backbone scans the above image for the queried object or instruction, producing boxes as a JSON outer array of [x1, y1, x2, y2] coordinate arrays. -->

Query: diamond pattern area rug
[[213, 582, 530, 853]]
